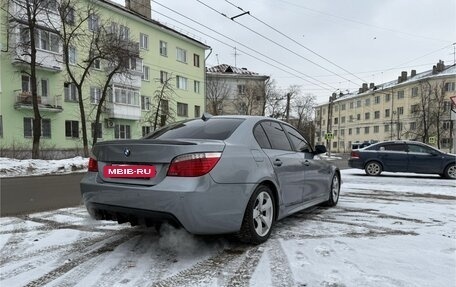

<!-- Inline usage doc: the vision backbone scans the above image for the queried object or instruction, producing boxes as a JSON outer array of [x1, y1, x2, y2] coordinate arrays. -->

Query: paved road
[[0, 173, 85, 217], [0, 158, 350, 217]]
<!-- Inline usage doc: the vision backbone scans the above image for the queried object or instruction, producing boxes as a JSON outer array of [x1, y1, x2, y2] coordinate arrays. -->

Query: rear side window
[[408, 144, 436, 154], [253, 124, 271, 149], [260, 121, 292, 151], [379, 144, 407, 152], [144, 118, 244, 140]]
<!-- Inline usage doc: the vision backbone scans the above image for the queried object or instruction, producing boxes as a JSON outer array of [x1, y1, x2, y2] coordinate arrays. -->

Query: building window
[[374, 96, 380, 104], [334, 105, 338, 112], [334, 117, 338, 124], [411, 104, 419, 114], [341, 116, 345, 124], [385, 109, 390, 118], [397, 106, 404, 115], [374, 111, 380, 119], [384, 124, 390, 132], [364, 127, 370, 134], [385, 94, 391, 102], [374, 126, 379, 133], [114, 124, 131, 139], [119, 25, 130, 40], [340, 129, 345, 136], [142, 126, 151, 136], [24, 117, 51, 138], [397, 90, 404, 99], [238, 84, 246, 95], [177, 102, 188, 117], [356, 127, 360, 134], [194, 105, 201, 118], [65, 6, 75, 25], [90, 87, 101, 104], [128, 57, 137, 71], [365, 112, 370, 120], [357, 114, 361, 121], [365, 98, 370, 106], [356, 100, 361, 108], [91, 122, 102, 138], [139, 33, 148, 49], [68, 46, 76, 64], [176, 47, 187, 63], [412, 87, 419, 97], [194, 80, 200, 94], [444, 101, 452, 111], [349, 115, 353, 122], [349, 102, 354, 109], [176, 76, 188, 90], [65, 120, 79, 138], [348, 128, 352, 135], [21, 75, 31, 92], [113, 86, 140, 106], [41, 79, 48, 97], [443, 121, 451, 130], [142, 65, 150, 81], [445, 82, 455, 92], [159, 40, 167, 56], [341, 103, 346, 110], [193, 54, 200, 67], [141, 96, 150, 111], [333, 142, 337, 148], [35, 30, 59, 52], [410, 122, 416, 130], [88, 13, 99, 31], [160, 71, 169, 84], [64, 82, 78, 102]]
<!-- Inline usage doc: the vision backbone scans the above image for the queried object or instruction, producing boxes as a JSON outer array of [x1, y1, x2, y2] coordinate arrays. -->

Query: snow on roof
[[206, 64, 264, 76]]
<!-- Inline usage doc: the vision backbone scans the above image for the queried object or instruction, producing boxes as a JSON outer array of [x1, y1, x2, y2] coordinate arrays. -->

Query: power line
[[224, 0, 367, 83], [151, 0, 336, 90], [194, 0, 360, 86]]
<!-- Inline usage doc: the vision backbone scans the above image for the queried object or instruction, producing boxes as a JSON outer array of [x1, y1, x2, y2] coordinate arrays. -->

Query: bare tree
[[206, 76, 230, 115], [265, 80, 285, 118], [285, 85, 301, 122], [2, 0, 59, 158], [233, 81, 265, 115], [293, 93, 316, 130]]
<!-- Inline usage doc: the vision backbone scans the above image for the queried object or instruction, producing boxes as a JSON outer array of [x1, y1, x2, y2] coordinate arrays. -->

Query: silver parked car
[[81, 115, 340, 244]]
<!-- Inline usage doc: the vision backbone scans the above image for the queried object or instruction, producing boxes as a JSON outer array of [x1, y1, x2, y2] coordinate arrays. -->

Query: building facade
[[206, 64, 269, 116], [0, 0, 209, 155], [315, 61, 456, 153]]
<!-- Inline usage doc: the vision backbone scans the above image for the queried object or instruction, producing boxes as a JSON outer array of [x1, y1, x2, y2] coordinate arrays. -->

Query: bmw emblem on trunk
[[124, 148, 131, 157]]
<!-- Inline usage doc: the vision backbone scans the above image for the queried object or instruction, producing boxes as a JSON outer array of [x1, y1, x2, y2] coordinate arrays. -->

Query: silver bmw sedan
[[80, 115, 340, 244]]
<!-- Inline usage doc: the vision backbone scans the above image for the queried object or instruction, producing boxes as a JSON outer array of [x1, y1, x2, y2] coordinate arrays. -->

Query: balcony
[[14, 92, 63, 112], [106, 103, 141, 120]]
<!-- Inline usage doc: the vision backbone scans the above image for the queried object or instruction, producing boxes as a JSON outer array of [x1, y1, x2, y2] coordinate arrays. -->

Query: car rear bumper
[[80, 172, 253, 235], [348, 159, 364, 169]]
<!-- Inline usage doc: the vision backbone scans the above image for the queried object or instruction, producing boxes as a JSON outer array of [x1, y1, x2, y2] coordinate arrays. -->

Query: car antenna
[[201, 112, 213, 121]]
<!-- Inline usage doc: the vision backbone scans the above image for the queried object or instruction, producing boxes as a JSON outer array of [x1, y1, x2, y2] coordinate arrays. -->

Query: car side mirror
[[314, 145, 327, 155]]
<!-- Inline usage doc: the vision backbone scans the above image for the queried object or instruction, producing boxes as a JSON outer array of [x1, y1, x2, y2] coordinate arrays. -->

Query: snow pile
[[0, 156, 88, 178]]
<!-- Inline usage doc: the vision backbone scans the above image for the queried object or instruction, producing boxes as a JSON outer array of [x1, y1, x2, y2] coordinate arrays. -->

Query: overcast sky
[[120, 0, 455, 103]]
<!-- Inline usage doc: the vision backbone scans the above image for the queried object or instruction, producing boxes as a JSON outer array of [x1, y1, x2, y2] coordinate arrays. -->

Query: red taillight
[[167, 152, 222, 177], [350, 151, 360, 159], [88, 157, 98, 172]]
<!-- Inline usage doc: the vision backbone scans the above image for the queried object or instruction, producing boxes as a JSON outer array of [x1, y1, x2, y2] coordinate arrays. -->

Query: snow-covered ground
[[0, 157, 88, 178], [0, 170, 455, 287]]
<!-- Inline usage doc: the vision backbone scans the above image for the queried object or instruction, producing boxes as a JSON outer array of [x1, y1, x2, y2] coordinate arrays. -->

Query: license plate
[[103, 165, 156, 178]]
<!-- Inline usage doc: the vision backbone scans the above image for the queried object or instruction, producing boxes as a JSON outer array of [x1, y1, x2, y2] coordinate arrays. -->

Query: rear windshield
[[144, 118, 244, 140]]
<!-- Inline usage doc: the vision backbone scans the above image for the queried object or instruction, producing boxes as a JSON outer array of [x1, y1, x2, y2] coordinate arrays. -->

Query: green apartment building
[[0, 0, 209, 155]]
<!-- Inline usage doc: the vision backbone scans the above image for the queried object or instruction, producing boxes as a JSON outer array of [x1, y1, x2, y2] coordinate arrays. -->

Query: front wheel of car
[[365, 161, 382, 176], [443, 164, 456, 179], [324, 173, 340, 207], [238, 185, 275, 244]]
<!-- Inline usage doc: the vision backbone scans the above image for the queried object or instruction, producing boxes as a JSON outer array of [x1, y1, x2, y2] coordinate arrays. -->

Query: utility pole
[[285, 93, 291, 122]]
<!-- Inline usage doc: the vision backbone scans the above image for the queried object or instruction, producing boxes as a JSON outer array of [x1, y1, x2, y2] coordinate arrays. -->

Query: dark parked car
[[81, 115, 340, 244], [348, 140, 456, 179]]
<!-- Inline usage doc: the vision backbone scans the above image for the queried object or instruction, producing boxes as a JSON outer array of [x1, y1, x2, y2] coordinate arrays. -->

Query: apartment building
[[206, 64, 270, 116], [0, 0, 209, 154], [315, 61, 456, 153]]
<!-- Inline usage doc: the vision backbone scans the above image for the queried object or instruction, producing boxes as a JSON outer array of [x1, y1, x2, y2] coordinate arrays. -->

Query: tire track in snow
[[0, 218, 30, 266], [23, 232, 140, 287], [150, 246, 250, 287], [225, 245, 263, 287], [267, 239, 295, 287]]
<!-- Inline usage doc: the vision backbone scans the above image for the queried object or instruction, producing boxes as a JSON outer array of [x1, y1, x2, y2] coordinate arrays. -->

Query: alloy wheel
[[252, 191, 274, 237]]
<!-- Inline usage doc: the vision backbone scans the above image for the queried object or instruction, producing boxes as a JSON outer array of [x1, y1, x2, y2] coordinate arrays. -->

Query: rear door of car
[[407, 144, 443, 173], [255, 121, 304, 207], [377, 143, 408, 172]]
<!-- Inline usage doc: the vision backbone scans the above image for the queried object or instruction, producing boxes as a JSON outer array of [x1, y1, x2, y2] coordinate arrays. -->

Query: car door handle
[[273, 159, 283, 167], [303, 160, 310, 166]]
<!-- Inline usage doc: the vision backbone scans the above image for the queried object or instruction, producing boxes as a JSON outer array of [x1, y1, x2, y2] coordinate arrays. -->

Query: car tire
[[365, 161, 382, 176], [323, 173, 340, 207], [443, 164, 456, 179], [238, 185, 275, 244]]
